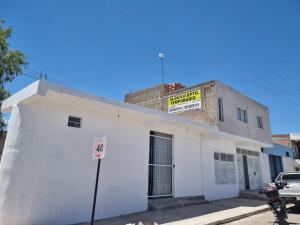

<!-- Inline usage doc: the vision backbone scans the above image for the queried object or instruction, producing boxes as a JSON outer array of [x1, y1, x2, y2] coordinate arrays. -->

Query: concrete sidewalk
[[76, 198, 269, 225]]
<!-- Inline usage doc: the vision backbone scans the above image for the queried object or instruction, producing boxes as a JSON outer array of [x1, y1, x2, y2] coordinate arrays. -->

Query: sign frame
[[92, 137, 107, 160], [168, 89, 201, 113]]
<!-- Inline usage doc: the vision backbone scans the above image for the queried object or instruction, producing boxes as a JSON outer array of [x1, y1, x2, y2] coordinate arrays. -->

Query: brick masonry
[[125, 80, 272, 145], [125, 80, 218, 126]]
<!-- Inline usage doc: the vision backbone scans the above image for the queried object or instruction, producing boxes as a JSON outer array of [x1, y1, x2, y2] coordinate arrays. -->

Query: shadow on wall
[[0, 131, 6, 160]]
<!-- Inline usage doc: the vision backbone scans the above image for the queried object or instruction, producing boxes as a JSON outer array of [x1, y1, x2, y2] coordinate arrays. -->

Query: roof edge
[[1, 80, 41, 113]]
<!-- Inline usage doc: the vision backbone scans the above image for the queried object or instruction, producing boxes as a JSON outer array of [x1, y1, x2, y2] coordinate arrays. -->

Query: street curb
[[204, 206, 270, 225]]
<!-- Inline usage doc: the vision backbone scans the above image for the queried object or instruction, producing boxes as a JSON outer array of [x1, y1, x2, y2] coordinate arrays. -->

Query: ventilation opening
[[68, 116, 81, 128]]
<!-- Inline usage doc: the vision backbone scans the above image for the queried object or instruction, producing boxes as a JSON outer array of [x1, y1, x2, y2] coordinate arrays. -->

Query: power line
[[23, 66, 74, 88], [24, 66, 40, 75], [21, 72, 39, 80]]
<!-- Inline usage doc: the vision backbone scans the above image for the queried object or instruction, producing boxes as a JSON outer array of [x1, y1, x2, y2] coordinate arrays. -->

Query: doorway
[[269, 155, 283, 182], [243, 155, 250, 190], [148, 131, 173, 198]]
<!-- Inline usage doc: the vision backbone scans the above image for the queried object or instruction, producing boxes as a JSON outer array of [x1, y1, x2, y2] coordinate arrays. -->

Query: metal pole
[[91, 159, 101, 225], [161, 57, 164, 85]]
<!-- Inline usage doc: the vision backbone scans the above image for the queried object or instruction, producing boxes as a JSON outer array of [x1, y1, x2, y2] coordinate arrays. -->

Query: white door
[[248, 156, 263, 190]]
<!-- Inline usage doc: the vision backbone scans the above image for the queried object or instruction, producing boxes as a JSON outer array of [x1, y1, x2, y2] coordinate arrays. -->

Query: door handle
[[285, 186, 289, 188]]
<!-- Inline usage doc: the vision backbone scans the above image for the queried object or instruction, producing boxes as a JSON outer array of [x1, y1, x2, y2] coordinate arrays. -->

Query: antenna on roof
[[158, 52, 165, 111], [158, 53, 165, 85]]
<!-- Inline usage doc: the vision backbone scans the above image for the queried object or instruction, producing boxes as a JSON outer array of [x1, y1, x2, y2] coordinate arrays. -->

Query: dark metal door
[[243, 155, 250, 190]]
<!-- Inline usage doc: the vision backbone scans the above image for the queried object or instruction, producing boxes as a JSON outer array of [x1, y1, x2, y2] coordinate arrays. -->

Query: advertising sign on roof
[[168, 89, 201, 113]]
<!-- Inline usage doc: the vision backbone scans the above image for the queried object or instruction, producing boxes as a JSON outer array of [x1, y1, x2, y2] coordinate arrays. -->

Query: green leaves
[[1, 50, 26, 82], [0, 19, 27, 131]]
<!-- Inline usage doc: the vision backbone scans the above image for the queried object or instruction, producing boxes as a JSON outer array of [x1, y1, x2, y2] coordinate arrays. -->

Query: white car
[[275, 172, 300, 205]]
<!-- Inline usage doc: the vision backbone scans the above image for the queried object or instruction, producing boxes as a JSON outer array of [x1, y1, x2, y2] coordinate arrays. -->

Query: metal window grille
[[68, 116, 81, 128], [236, 148, 260, 157], [148, 131, 173, 198]]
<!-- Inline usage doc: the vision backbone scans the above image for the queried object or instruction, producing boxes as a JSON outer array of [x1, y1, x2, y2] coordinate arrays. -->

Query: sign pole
[[90, 158, 101, 225]]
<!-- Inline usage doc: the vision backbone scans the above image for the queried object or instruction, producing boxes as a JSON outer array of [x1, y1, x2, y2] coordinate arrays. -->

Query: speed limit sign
[[92, 137, 107, 160]]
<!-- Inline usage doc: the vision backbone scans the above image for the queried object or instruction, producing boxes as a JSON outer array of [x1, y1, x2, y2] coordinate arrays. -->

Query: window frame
[[237, 107, 248, 123], [257, 116, 264, 129], [68, 116, 82, 128], [218, 97, 224, 122]]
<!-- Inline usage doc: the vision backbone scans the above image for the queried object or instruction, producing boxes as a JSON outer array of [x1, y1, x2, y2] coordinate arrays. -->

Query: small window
[[227, 154, 234, 162], [237, 108, 248, 123], [253, 152, 260, 157], [237, 108, 241, 121], [220, 153, 227, 161], [214, 152, 220, 160], [257, 116, 263, 129], [261, 148, 264, 153], [218, 98, 224, 122], [68, 116, 81, 128], [286, 152, 289, 157]]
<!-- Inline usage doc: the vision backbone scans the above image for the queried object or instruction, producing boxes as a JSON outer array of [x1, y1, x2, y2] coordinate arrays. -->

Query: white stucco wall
[[0, 98, 210, 225], [0, 81, 271, 225], [201, 140, 239, 201], [173, 132, 203, 197], [282, 157, 295, 172], [0, 100, 151, 225]]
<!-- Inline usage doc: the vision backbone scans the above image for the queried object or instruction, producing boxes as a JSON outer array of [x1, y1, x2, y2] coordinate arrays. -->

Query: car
[[275, 172, 300, 205]]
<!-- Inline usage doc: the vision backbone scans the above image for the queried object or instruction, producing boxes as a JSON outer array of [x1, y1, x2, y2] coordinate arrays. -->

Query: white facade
[[282, 157, 295, 172], [260, 153, 272, 184], [0, 81, 272, 225]]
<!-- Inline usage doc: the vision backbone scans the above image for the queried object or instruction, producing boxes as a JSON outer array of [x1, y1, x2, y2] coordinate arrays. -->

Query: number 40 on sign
[[93, 137, 107, 160]]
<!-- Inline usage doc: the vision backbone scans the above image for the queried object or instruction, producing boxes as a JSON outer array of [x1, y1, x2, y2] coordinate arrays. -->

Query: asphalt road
[[225, 205, 300, 225]]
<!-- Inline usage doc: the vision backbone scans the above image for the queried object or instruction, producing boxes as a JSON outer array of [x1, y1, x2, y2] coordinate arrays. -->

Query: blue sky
[[2, 0, 300, 134]]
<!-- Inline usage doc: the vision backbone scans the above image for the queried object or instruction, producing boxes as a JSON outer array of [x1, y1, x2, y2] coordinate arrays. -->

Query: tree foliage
[[0, 19, 27, 131]]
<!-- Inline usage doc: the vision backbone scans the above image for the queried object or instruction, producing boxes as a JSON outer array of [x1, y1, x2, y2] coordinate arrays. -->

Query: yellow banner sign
[[168, 89, 201, 113]]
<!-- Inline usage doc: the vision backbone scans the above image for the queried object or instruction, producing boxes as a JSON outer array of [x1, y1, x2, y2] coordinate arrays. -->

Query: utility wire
[[24, 66, 40, 75], [23, 66, 74, 88], [21, 72, 39, 80]]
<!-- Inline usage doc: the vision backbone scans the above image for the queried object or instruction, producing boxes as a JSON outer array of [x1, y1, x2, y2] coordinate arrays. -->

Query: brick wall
[[125, 80, 218, 126]]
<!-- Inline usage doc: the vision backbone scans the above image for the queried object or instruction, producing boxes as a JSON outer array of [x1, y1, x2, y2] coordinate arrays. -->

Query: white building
[[0, 81, 272, 225]]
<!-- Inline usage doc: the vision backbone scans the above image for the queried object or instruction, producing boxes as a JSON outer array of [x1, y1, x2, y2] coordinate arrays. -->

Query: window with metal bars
[[68, 116, 81, 128]]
